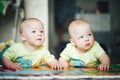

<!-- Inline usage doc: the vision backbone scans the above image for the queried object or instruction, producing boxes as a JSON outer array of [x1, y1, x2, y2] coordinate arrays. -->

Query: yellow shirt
[[3, 43, 55, 68], [60, 41, 105, 67]]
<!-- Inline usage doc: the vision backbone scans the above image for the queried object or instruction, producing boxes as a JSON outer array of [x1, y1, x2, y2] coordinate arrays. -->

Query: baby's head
[[68, 19, 94, 52], [19, 18, 45, 47]]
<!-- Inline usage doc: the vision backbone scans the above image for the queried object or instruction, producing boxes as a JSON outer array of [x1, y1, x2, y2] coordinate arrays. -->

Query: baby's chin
[[83, 46, 91, 51], [38, 43, 43, 46], [34, 43, 43, 47], [86, 46, 92, 50]]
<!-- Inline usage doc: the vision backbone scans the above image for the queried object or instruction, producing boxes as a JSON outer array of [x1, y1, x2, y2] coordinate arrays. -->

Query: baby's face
[[70, 23, 94, 52], [21, 21, 45, 47]]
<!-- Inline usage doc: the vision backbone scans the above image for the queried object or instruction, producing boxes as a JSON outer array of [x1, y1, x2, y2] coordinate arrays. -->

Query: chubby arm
[[98, 53, 110, 70], [2, 56, 22, 70]]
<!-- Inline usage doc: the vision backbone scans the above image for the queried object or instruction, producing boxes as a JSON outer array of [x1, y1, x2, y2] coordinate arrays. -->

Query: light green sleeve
[[60, 43, 73, 60], [44, 48, 55, 63], [93, 41, 105, 58], [3, 43, 17, 61]]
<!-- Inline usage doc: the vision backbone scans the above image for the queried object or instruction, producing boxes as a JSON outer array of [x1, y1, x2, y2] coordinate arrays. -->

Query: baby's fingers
[[98, 65, 109, 71]]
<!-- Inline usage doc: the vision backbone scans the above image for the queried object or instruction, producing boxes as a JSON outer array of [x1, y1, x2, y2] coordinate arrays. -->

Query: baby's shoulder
[[66, 43, 76, 50], [67, 43, 74, 47], [9, 42, 23, 49], [92, 41, 101, 48]]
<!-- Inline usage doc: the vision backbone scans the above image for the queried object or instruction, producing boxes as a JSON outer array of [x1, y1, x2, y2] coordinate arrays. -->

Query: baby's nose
[[38, 32, 42, 36], [85, 36, 89, 41]]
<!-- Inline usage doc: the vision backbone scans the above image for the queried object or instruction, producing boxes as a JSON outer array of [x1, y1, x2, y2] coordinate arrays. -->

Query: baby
[[59, 19, 110, 70], [2, 18, 59, 70]]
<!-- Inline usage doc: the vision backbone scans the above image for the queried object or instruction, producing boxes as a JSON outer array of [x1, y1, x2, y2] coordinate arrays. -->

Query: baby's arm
[[58, 57, 69, 69], [2, 56, 22, 70], [98, 53, 110, 70]]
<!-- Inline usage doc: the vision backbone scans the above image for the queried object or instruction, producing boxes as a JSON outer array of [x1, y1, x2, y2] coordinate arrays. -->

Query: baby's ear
[[70, 38, 75, 46], [20, 33, 26, 41]]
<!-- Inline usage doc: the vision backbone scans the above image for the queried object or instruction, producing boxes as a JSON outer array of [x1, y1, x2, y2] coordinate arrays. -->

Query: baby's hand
[[59, 57, 69, 69], [98, 63, 109, 71], [10, 63, 22, 70], [48, 59, 60, 70]]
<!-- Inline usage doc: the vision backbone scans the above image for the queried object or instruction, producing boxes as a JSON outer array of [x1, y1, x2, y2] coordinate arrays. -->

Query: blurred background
[[0, 0, 120, 64]]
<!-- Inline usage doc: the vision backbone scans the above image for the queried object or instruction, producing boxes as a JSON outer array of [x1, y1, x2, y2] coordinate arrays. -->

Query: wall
[[75, 0, 120, 31]]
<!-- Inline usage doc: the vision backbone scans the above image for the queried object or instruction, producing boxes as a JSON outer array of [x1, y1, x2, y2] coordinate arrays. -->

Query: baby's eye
[[80, 36, 84, 38], [32, 30, 36, 33], [88, 33, 92, 36], [40, 30, 44, 33]]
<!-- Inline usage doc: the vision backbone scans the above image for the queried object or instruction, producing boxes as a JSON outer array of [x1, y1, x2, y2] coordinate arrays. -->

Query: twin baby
[[2, 18, 110, 71]]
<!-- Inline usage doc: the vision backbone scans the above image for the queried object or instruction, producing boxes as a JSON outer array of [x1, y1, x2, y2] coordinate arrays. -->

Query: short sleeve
[[3, 43, 17, 61], [44, 48, 55, 63], [93, 41, 105, 58], [60, 43, 73, 60]]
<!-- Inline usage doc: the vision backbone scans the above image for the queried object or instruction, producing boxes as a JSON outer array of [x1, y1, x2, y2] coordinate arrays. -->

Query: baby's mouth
[[37, 38, 42, 41], [85, 43, 90, 47]]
